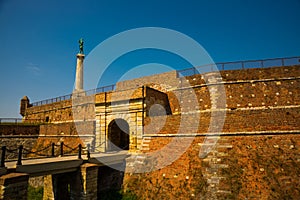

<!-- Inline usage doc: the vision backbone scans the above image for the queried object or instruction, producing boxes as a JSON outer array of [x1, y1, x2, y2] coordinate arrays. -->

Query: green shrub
[[28, 185, 43, 200]]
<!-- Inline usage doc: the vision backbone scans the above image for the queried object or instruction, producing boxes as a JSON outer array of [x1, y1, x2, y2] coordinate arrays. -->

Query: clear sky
[[0, 0, 299, 118]]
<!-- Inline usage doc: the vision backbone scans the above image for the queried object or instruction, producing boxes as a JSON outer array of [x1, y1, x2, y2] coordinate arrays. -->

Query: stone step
[[198, 142, 232, 147], [216, 144, 233, 149], [209, 164, 229, 169], [203, 157, 222, 163], [207, 176, 226, 184], [205, 168, 219, 173], [217, 190, 231, 194]]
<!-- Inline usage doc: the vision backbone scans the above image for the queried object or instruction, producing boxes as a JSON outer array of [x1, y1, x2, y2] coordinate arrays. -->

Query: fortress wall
[[144, 107, 299, 135], [0, 123, 91, 158], [144, 87, 172, 116], [0, 124, 39, 159], [167, 77, 299, 112], [116, 71, 179, 91], [15, 64, 300, 198], [184, 65, 300, 86], [0, 124, 39, 136], [124, 66, 300, 199], [167, 66, 299, 113], [124, 134, 300, 199], [25, 100, 73, 122], [23, 65, 300, 123], [30, 121, 95, 155], [25, 96, 96, 123], [39, 121, 95, 136]]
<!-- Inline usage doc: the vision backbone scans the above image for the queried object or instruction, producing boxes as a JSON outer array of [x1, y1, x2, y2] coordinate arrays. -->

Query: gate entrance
[[108, 119, 129, 151]]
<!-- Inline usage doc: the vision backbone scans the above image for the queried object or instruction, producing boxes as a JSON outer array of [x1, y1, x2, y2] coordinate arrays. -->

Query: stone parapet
[[0, 173, 29, 200]]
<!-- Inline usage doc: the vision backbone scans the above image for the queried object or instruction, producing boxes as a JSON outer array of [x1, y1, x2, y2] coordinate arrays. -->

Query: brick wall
[[124, 134, 300, 199], [123, 65, 300, 199]]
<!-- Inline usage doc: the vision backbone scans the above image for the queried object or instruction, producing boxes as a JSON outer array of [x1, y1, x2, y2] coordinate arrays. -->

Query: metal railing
[[0, 118, 46, 124], [0, 142, 91, 167], [30, 56, 300, 106], [31, 84, 115, 106], [177, 56, 300, 77], [0, 118, 23, 124]]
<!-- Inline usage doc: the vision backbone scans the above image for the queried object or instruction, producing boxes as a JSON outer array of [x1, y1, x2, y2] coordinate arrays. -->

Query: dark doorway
[[108, 119, 129, 151]]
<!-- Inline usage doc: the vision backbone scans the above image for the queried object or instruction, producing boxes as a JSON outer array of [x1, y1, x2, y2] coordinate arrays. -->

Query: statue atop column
[[74, 38, 85, 94], [79, 38, 84, 54]]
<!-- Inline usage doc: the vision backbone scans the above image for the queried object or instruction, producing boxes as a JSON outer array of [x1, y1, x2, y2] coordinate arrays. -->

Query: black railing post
[[78, 144, 82, 159], [51, 143, 55, 157], [60, 142, 64, 156], [87, 144, 91, 159], [17, 145, 23, 165], [1, 146, 6, 167]]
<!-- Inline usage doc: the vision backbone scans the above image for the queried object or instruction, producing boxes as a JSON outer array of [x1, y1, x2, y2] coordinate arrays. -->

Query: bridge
[[0, 146, 128, 200]]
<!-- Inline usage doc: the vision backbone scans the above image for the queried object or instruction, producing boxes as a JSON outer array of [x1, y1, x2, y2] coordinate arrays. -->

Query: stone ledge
[[143, 130, 300, 137], [0, 173, 29, 185]]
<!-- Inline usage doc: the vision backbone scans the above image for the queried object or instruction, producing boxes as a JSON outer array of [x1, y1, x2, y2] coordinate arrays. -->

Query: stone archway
[[107, 119, 129, 151]]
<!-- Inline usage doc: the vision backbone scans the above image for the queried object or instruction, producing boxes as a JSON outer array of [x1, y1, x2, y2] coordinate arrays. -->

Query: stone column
[[79, 163, 99, 200], [74, 53, 85, 93], [0, 173, 29, 200], [43, 175, 55, 200]]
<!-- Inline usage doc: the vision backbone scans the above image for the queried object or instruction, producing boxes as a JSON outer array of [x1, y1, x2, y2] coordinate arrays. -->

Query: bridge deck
[[1, 150, 129, 176]]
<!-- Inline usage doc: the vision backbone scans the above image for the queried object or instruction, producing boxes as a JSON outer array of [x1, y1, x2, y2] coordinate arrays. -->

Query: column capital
[[77, 53, 85, 59]]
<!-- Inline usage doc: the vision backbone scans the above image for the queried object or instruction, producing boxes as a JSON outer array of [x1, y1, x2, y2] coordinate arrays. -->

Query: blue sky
[[0, 0, 299, 117]]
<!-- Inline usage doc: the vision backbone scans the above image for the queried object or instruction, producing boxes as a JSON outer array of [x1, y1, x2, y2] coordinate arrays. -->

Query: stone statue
[[79, 38, 84, 54]]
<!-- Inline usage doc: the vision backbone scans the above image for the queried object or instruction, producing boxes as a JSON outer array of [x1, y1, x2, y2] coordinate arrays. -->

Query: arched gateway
[[108, 119, 129, 151], [94, 86, 171, 152]]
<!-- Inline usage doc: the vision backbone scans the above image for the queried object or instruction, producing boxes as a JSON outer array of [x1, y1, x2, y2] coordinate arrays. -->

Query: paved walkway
[[1, 150, 128, 176]]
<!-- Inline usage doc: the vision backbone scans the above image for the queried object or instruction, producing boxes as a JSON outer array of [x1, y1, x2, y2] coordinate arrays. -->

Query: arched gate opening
[[107, 119, 129, 151]]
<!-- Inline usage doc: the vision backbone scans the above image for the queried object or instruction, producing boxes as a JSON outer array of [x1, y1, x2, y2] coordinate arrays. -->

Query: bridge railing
[[0, 142, 92, 167], [177, 56, 300, 77]]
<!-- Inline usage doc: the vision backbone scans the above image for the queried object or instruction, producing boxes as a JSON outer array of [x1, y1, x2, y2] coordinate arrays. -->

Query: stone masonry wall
[[123, 134, 300, 199], [23, 65, 299, 124], [0, 125, 39, 159], [0, 173, 29, 200], [0, 124, 39, 136], [24, 99, 73, 122], [18, 65, 300, 199], [123, 66, 300, 199], [144, 107, 299, 135]]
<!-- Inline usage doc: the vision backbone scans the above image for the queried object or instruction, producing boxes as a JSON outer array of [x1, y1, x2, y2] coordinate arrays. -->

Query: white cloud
[[26, 63, 41, 76]]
